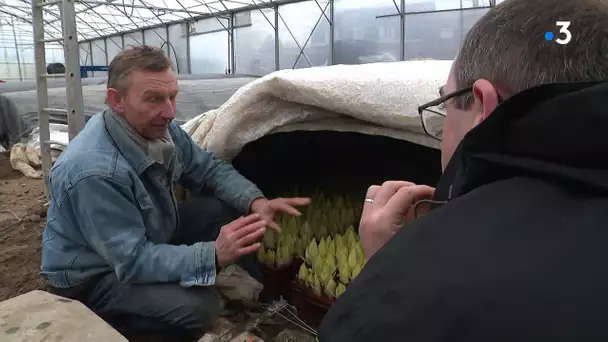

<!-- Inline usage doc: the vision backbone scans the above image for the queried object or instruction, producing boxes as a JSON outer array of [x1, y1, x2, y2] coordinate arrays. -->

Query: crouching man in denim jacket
[[41, 45, 310, 338]]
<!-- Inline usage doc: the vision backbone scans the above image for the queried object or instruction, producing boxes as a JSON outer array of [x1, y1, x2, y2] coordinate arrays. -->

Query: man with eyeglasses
[[319, 0, 608, 340]]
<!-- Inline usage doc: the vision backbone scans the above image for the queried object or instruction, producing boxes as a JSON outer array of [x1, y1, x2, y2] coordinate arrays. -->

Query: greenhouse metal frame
[[1, 0, 503, 196]]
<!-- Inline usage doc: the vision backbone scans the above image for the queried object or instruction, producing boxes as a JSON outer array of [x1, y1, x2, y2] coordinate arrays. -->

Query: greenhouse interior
[[1, 0, 503, 79], [0, 0, 503, 340]]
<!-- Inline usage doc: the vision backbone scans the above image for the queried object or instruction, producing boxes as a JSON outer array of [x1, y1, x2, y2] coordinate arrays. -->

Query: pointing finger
[[273, 202, 302, 216], [279, 197, 311, 206], [267, 220, 281, 232]]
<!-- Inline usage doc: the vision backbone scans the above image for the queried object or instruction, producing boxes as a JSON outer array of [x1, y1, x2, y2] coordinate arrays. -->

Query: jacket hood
[[435, 81, 608, 202]]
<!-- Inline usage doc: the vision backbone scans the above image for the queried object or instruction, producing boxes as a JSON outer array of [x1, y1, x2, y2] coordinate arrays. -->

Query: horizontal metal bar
[[189, 26, 231, 36], [41, 73, 66, 78], [40, 37, 64, 43], [80, 0, 210, 16], [37, 0, 62, 7], [43, 108, 68, 114], [44, 140, 68, 148], [377, 5, 493, 18]]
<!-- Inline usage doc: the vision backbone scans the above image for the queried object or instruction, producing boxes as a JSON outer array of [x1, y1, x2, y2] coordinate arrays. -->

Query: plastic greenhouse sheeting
[[186, 60, 452, 161], [0, 94, 31, 150], [0, 75, 257, 150], [0, 78, 108, 94], [0, 74, 258, 94]]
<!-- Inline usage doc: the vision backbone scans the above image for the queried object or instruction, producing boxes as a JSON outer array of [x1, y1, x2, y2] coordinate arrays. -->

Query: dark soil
[[0, 151, 47, 302]]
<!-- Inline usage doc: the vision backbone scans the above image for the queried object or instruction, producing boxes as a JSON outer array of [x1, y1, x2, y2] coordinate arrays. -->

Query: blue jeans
[[49, 196, 263, 336]]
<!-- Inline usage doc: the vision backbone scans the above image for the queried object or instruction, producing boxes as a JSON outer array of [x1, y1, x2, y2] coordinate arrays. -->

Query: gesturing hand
[[250, 197, 311, 232], [359, 181, 435, 262], [215, 214, 267, 267]]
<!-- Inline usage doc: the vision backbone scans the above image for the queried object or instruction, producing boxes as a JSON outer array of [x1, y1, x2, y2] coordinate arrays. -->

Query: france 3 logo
[[544, 21, 572, 45]]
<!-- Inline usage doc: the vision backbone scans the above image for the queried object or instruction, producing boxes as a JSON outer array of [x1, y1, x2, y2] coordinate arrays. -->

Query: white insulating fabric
[[185, 60, 452, 162]]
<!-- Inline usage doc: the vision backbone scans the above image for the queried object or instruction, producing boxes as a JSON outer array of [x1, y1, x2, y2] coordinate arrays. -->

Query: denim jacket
[[41, 110, 264, 288]]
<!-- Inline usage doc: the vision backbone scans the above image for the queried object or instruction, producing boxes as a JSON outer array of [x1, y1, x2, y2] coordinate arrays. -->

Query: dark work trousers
[[49, 196, 263, 338]]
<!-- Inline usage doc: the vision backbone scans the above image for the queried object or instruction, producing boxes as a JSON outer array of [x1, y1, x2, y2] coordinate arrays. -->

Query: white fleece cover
[[185, 60, 452, 161]]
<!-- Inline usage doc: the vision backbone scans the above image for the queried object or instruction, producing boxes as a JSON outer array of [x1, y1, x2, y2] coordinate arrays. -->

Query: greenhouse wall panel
[[106, 36, 124, 63], [124, 32, 144, 49], [168, 23, 189, 74], [190, 30, 229, 74], [234, 9, 276, 76], [334, 0, 401, 64], [91, 39, 107, 77], [144, 27, 169, 54], [278, 0, 331, 70], [79, 42, 92, 67]]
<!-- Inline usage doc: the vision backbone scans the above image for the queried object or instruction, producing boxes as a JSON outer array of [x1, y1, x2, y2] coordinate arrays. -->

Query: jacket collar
[[103, 109, 156, 175], [434, 81, 608, 202]]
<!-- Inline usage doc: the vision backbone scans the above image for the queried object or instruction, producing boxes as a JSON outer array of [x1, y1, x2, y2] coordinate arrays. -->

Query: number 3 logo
[[556, 21, 572, 45]]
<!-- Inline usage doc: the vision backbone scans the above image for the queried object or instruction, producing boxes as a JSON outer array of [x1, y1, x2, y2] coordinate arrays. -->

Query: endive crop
[[257, 189, 363, 271], [297, 229, 366, 300]]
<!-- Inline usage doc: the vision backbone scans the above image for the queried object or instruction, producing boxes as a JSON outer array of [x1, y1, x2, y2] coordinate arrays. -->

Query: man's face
[[107, 68, 178, 140], [440, 66, 501, 170]]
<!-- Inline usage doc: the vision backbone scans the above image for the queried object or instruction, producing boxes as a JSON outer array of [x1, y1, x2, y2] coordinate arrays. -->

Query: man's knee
[[168, 288, 222, 331], [88, 275, 223, 333]]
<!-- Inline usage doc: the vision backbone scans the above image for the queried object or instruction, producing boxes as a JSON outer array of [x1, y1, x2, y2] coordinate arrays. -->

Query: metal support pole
[[274, 5, 280, 71], [62, 0, 85, 140], [89, 40, 94, 77], [186, 22, 191, 74], [32, 0, 53, 196], [400, 0, 405, 60], [11, 17, 23, 81], [230, 13, 235, 74], [329, 0, 334, 65], [88, 40, 93, 66], [165, 25, 170, 56], [103, 37, 109, 66]]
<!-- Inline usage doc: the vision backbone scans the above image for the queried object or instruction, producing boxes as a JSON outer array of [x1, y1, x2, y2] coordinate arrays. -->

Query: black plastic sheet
[[0, 94, 35, 150]]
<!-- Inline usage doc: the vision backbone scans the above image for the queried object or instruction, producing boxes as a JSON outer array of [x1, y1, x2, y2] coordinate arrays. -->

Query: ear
[[106, 88, 124, 114], [471, 79, 500, 125]]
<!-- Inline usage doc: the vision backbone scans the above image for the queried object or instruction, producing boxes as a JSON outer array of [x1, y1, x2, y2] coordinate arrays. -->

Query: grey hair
[[452, 0, 608, 109], [107, 45, 172, 94]]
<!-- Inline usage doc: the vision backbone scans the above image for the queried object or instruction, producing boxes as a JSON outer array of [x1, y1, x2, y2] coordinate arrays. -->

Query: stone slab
[[0, 290, 127, 341]]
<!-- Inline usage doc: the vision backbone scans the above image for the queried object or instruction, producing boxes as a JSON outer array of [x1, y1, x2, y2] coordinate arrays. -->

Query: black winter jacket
[[319, 81, 608, 342]]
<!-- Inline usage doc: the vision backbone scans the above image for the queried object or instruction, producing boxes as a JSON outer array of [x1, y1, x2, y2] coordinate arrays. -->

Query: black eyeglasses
[[418, 87, 472, 141]]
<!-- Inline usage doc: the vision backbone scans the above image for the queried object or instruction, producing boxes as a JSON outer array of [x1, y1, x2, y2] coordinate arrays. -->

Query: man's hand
[[359, 181, 435, 261], [250, 197, 311, 232], [215, 214, 267, 267]]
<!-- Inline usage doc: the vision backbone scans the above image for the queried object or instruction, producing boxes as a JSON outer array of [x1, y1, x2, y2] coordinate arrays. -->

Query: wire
[[160, 40, 181, 74], [0, 209, 22, 232]]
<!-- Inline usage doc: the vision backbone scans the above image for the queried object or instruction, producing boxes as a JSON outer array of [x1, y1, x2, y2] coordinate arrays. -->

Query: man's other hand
[[250, 197, 311, 232], [359, 181, 435, 261], [215, 214, 267, 267]]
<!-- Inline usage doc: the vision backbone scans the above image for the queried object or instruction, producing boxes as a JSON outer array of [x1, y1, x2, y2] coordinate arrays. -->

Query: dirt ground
[[0, 151, 47, 302]]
